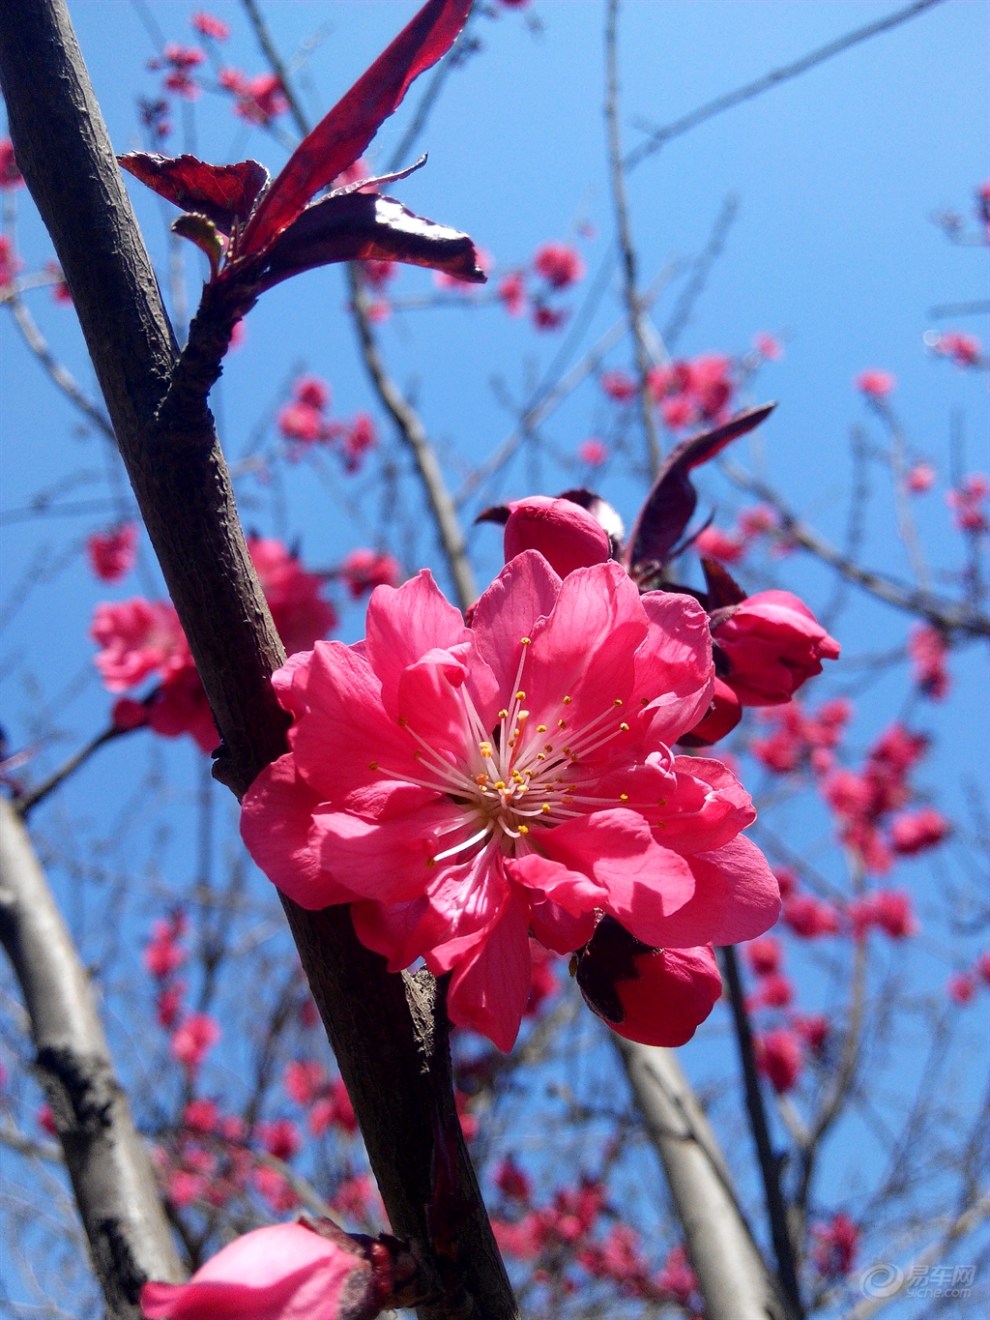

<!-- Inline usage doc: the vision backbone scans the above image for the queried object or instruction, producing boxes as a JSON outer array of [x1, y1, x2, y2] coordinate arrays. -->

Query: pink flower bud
[[575, 918, 722, 1047], [503, 496, 611, 577], [713, 591, 840, 707]]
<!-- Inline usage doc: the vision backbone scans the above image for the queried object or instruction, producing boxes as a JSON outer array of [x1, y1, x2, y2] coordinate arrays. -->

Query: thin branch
[[604, 0, 661, 476], [721, 945, 804, 1320], [720, 457, 990, 637], [624, 0, 951, 171]]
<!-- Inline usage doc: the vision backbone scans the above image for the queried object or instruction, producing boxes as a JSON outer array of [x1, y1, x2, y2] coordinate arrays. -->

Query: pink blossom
[[497, 270, 526, 315], [284, 1059, 328, 1108], [578, 437, 608, 467], [502, 496, 611, 579], [794, 1013, 829, 1054], [600, 369, 637, 402], [905, 462, 936, 493], [713, 591, 840, 707], [746, 935, 782, 977], [91, 600, 189, 691], [929, 330, 982, 368], [738, 504, 779, 537], [495, 1158, 532, 1202], [659, 395, 694, 431], [278, 401, 325, 445], [855, 368, 895, 397], [655, 1245, 699, 1305], [191, 11, 230, 40], [342, 413, 377, 470], [242, 552, 780, 1051], [948, 972, 975, 1005], [182, 1099, 219, 1134], [341, 549, 401, 598], [847, 889, 917, 941], [756, 1027, 803, 1093], [140, 1221, 378, 1320], [947, 473, 989, 532], [811, 1212, 859, 1278], [87, 523, 138, 582], [248, 535, 336, 655], [532, 303, 567, 331], [258, 1118, 301, 1163], [681, 677, 742, 748], [532, 241, 584, 289], [0, 234, 23, 289], [753, 332, 783, 361], [694, 526, 745, 564], [220, 69, 288, 125], [0, 138, 22, 189], [170, 1012, 220, 1071], [782, 894, 840, 939], [890, 805, 950, 855], [143, 915, 187, 979]]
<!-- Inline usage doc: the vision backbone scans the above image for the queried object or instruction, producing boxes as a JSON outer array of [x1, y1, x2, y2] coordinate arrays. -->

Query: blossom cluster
[[92, 536, 335, 751], [277, 375, 378, 471]]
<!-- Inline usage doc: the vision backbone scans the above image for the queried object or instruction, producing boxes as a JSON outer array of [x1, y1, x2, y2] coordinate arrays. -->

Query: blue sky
[[2, 2, 988, 1315]]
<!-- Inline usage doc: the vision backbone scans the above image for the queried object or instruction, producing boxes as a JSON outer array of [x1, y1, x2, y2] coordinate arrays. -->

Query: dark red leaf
[[240, 0, 472, 256], [700, 556, 747, 609], [118, 154, 269, 233], [624, 403, 776, 576], [258, 192, 486, 289]]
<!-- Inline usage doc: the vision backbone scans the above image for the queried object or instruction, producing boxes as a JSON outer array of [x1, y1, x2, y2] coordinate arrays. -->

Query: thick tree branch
[[612, 1037, 791, 1320], [0, 797, 183, 1318], [0, 3, 515, 1316]]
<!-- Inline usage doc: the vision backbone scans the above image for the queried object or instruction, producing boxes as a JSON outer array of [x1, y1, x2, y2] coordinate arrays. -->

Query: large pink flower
[[242, 552, 779, 1051], [140, 1220, 380, 1320]]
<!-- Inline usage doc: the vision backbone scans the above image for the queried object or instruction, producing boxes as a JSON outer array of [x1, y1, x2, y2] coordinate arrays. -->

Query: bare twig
[[720, 457, 990, 637], [604, 0, 661, 477], [624, 0, 951, 171]]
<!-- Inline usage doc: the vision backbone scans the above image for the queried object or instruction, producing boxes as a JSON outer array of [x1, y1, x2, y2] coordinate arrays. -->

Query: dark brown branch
[[0, 4, 515, 1316], [0, 797, 183, 1317], [720, 945, 804, 1320]]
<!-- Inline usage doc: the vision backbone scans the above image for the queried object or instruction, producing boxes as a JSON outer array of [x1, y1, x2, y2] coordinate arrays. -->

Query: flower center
[[388, 637, 634, 867]]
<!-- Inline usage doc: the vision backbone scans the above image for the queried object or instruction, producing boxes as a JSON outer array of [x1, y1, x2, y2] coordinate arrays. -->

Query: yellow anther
[[536, 724, 547, 733], [475, 773, 490, 786], [563, 695, 573, 705], [512, 770, 525, 784], [479, 741, 493, 758], [494, 780, 506, 790], [520, 636, 532, 646], [518, 824, 529, 836], [619, 793, 629, 802], [541, 803, 551, 815], [619, 722, 630, 732], [368, 760, 378, 771], [498, 708, 509, 720], [614, 698, 623, 707], [517, 709, 529, 722], [515, 690, 526, 701], [557, 719, 567, 729], [537, 753, 546, 761]]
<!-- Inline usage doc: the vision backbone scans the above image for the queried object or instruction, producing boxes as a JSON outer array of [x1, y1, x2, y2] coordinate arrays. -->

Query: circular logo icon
[[860, 1263, 903, 1299]]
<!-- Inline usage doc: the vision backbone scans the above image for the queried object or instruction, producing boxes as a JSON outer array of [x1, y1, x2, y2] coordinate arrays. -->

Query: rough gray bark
[[0, 798, 183, 1317], [613, 1038, 791, 1320], [0, 2, 516, 1315]]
